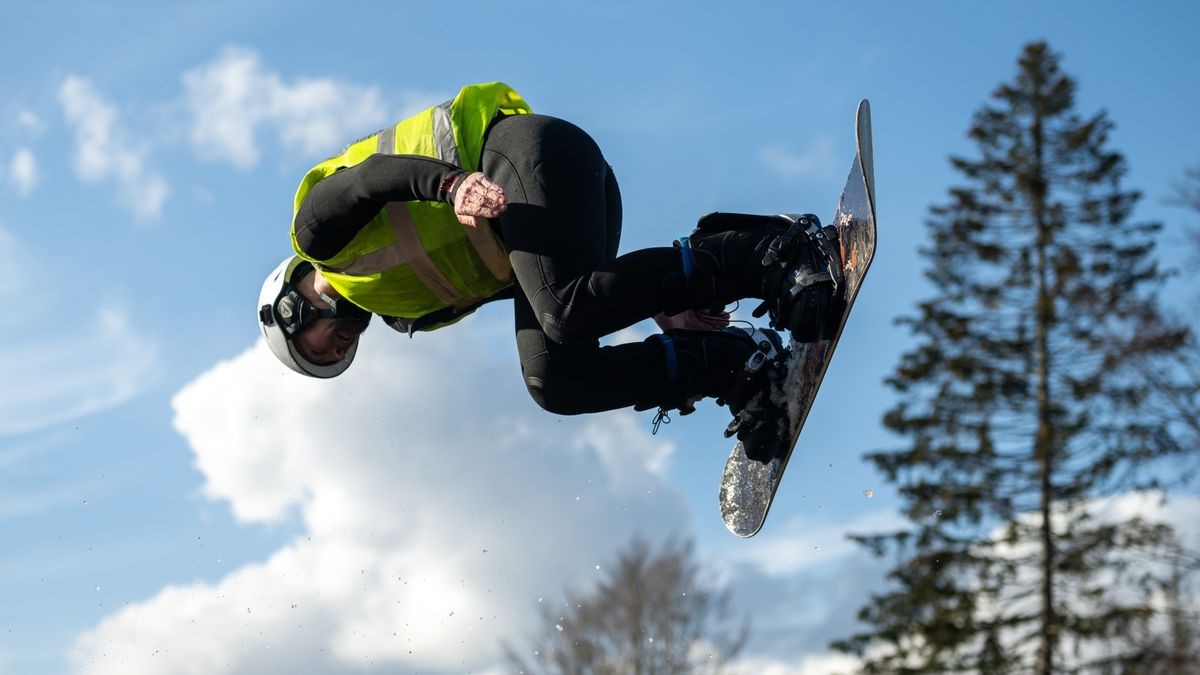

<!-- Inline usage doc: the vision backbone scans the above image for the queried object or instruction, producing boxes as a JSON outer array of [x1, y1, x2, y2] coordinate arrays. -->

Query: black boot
[[679, 213, 845, 343], [643, 327, 795, 463], [641, 328, 761, 417], [717, 327, 793, 463]]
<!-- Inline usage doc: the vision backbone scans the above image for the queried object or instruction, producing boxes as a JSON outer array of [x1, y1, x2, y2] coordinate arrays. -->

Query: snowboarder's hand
[[454, 172, 507, 228], [654, 309, 731, 332]]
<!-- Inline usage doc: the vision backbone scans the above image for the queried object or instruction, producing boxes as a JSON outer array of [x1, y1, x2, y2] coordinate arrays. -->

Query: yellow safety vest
[[291, 82, 531, 330]]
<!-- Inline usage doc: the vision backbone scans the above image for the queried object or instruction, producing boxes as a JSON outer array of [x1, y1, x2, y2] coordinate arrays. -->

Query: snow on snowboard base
[[719, 100, 877, 538]]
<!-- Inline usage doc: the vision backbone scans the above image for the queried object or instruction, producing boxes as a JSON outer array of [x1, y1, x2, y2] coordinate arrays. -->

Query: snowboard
[[718, 100, 877, 538]]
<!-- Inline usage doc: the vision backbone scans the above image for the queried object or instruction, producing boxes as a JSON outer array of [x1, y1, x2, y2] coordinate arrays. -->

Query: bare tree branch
[[505, 538, 748, 675]]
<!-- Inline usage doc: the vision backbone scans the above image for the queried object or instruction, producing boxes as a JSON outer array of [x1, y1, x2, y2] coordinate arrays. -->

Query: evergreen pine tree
[[831, 42, 1195, 674], [1167, 165, 1200, 465]]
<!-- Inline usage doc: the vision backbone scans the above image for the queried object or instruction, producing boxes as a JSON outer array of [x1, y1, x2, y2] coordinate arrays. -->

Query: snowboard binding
[[751, 214, 846, 343], [716, 327, 792, 463], [686, 211, 845, 344]]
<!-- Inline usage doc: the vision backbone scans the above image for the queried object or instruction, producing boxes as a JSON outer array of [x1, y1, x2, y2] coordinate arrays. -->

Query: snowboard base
[[719, 99, 877, 538]]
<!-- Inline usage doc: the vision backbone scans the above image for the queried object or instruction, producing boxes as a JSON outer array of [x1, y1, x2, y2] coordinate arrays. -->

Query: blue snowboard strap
[[677, 236, 695, 279], [650, 333, 679, 382], [648, 333, 680, 435]]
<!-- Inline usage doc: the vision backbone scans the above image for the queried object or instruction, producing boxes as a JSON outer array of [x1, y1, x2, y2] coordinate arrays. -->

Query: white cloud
[[1097, 491, 1200, 548], [0, 305, 159, 436], [984, 491, 1200, 571], [759, 137, 837, 180], [182, 47, 423, 169], [731, 491, 1200, 673], [0, 429, 73, 471], [696, 510, 899, 667], [575, 412, 675, 487], [73, 321, 688, 674], [9, 147, 37, 195], [48, 51, 448, 219], [57, 76, 168, 220], [731, 652, 860, 675], [0, 226, 159, 435], [16, 108, 44, 135]]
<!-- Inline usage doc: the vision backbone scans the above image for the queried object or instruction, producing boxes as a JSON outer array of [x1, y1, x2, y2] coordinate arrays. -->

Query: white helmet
[[257, 256, 369, 378]]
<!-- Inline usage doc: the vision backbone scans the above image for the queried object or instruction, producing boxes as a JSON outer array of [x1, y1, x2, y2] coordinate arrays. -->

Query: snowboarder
[[257, 82, 842, 451]]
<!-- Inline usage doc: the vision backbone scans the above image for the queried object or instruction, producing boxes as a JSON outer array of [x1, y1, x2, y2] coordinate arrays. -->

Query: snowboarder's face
[[290, 269, 368, 365], [293, 316, 365, 365]]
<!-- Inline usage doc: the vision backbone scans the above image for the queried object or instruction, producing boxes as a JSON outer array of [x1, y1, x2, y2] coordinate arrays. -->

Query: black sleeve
[[294, 154, 467, 261]]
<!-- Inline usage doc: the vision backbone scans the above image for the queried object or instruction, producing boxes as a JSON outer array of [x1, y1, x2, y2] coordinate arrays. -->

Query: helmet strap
[[318, 291, 372, 325]]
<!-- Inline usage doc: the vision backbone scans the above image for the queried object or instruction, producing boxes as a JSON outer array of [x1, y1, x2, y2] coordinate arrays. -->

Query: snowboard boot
[[642, 326, 793, 463], [639, 327, 763, 421], [677, 213, 846, 343], [715, 327, 794, 463]]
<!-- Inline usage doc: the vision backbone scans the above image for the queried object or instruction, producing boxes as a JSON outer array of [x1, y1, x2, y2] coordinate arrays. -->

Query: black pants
[[481, 114, 685, 414]]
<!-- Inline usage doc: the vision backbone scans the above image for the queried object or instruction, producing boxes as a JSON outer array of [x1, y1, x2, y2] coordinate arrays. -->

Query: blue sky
[[2, 1, 1199, 673]]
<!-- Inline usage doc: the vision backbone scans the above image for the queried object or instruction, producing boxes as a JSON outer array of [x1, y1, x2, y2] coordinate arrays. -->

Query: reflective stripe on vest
[[432, 101, 458, 167], [374, 117, 455, 165], [377, 126, 395, 155], [463, 219, 512, 282], [320, 203, 467, 306]]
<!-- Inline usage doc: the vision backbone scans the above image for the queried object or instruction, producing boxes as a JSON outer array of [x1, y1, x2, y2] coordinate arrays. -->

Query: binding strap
[[649, 333, 679, 382], [676, 236, 695, 279], [648, 333, 680, 436]]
